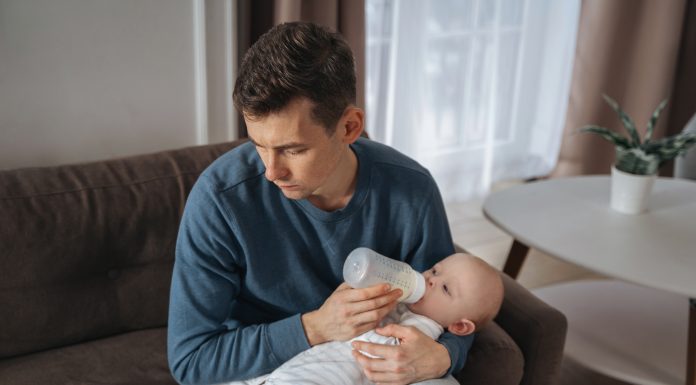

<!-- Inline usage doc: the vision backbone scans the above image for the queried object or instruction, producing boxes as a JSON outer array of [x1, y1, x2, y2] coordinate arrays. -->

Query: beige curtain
[[552, 0, 696, 177], [236, 0, 365, 137]]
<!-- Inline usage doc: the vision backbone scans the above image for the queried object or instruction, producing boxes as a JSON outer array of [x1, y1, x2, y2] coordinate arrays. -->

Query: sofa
[[0, 139, 567, 384]]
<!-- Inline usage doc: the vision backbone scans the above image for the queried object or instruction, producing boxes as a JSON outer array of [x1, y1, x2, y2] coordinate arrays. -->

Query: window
[[366, 0, 581, 202]]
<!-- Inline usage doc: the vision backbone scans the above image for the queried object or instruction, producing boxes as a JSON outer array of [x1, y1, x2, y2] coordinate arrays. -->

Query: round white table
[[482, 176, 696, 385]]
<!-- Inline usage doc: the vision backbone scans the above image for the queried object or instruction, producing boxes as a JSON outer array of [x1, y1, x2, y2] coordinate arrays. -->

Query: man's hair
[[233, 22, 356, 133]]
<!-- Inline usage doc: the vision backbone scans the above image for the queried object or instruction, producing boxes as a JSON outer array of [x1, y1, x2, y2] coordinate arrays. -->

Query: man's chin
[[279, 188, 308, 200]]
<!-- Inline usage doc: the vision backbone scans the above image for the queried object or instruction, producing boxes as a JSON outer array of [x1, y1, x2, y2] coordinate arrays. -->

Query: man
[[167, 22, 474, 385]]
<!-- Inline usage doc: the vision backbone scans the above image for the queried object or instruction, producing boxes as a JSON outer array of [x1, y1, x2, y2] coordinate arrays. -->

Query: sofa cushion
[[455, 321, 525, 385], [0, 141, 243, 358], [0, 327, 175, 385]]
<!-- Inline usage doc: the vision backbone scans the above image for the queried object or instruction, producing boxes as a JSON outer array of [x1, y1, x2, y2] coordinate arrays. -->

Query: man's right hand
[[301, 283, 402, 346]]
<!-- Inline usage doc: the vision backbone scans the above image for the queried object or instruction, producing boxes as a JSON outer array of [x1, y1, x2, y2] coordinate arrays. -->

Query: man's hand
[[350, 324, 451, 385], [301, 283, 402, 346]]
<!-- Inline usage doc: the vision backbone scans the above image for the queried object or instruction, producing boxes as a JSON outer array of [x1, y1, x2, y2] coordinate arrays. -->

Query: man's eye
[[286, 149, 306, 156]]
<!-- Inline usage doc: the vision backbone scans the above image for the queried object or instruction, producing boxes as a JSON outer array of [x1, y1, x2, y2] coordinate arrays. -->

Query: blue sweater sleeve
[[167, 180, 310, 384]]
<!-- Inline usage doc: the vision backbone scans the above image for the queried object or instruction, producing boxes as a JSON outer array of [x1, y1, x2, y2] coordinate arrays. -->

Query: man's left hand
[[350, 324, 451, 385]]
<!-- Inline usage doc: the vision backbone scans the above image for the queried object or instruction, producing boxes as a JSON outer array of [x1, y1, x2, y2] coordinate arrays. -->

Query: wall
[[0, 0, 236, 170]]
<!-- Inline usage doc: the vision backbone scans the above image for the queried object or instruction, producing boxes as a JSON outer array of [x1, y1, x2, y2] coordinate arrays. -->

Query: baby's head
[[407, 253, 504, 336]]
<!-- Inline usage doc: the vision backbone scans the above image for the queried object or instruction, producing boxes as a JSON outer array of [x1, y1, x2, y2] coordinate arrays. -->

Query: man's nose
[[264, 152, 288, 181]]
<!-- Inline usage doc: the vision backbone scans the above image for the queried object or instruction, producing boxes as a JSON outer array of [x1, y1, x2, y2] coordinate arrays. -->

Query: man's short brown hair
[[233, 22, 356, 133]]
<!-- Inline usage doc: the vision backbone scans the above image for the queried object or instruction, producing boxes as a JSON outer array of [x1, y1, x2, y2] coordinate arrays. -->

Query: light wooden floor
[[445, 186, 634, 385]]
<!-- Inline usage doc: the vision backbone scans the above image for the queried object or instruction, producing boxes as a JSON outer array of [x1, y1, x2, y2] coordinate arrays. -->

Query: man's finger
[[352, 349, 393, 372], [350, 301, 396, 329], [352, 350, 411, 382], [352, 340, 401, 360], [334, 282, 353, 292], [368, 369, 411, 384], [349, 289, 401, 314], [375, 323, 415, 340], [343, 283, 393, 302]]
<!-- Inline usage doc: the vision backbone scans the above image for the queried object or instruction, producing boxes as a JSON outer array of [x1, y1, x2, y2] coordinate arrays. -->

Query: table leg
[[502, 239, 530, 279], [688, 298, 696, 385]]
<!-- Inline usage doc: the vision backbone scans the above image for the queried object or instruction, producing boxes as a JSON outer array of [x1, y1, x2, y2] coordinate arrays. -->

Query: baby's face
[[407, 253, 476, 328]]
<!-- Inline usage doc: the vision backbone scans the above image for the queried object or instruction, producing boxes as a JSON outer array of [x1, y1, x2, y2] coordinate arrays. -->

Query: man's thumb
[[376, 323, 409, 338], [336, 282, 352, 291]]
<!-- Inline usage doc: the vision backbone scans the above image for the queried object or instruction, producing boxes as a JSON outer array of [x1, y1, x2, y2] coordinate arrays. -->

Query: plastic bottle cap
[[403, 272, 425, 304]]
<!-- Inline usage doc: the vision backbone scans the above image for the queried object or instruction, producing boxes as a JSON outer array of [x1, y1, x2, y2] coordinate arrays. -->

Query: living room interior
[[1, 1, 695, 385]]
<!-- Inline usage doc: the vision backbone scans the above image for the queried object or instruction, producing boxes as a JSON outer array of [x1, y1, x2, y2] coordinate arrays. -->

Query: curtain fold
[[666, 0, 696, 177], [365, 0, 581, 203], [552, 0, 693, 177], [236, 0, 365, 137]]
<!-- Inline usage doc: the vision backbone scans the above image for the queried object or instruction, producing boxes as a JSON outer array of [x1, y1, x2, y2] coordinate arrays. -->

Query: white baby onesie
[[223, 304, 457, 385]]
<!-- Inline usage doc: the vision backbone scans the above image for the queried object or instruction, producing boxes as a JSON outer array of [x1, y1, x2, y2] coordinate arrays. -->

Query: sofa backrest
[[0, 140, 243, 358]]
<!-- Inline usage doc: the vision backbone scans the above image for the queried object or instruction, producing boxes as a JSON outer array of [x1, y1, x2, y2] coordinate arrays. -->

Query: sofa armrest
[[453, 243, 566, 384], [455, 321, 524, 385], [496, 273, 567, 385]]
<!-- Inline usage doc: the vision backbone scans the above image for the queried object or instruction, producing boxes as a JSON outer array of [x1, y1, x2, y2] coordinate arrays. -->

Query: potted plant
[[581, 95, 696, 214]]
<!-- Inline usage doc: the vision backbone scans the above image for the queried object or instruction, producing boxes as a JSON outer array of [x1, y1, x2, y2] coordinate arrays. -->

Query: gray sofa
[[0, 139, 567, 384]]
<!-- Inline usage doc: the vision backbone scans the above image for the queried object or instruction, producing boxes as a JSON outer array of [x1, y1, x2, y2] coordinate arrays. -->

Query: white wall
[[0, 0, 236, 170]]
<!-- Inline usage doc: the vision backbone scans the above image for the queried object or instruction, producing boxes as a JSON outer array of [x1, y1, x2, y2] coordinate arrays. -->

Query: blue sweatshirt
[[167, 138, 473, 384]]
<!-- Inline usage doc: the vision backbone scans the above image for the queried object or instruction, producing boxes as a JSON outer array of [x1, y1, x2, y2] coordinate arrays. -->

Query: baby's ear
[[447, 319, 476, 336]]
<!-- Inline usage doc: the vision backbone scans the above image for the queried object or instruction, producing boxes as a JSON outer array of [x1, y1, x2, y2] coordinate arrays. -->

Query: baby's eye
[[432, 268, 437, 275], [443, 284, 450, 295]]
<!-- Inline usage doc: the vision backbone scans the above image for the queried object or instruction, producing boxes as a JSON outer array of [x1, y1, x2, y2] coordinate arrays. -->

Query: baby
[[233, 253, 504, 385]]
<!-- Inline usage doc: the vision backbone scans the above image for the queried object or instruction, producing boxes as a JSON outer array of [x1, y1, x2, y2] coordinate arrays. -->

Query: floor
[[445, 181, 633, 385]]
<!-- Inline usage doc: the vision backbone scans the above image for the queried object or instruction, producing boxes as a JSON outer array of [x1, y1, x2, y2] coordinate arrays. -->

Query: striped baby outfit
[[224, 304, 457, 385]]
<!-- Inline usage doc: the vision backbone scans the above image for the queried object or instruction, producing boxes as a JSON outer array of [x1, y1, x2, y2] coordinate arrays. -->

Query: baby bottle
[[342, 247, 425, 304]]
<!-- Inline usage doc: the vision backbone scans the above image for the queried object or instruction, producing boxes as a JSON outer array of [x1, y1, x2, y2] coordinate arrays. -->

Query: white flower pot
[[610, 166, 657, 214]]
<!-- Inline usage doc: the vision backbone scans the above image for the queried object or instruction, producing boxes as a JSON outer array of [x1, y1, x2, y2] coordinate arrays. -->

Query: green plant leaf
[[580, 125, 631, 148], [602, 94, 641, 145], [645, 98, 668, 143], [615, 147, 659, 175], [644, 131, 696, 163]]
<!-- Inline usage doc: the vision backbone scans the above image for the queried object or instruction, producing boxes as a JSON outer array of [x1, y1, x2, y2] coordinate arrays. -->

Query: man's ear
[[447, 319, 476, 336], [338, 106, 364, 144]]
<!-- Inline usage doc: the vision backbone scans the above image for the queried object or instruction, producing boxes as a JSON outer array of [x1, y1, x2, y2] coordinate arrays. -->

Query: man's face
[[245, 98, 350, 203]]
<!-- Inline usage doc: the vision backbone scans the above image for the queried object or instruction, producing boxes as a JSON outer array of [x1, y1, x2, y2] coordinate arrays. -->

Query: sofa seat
[[0, 328, 175, 385]]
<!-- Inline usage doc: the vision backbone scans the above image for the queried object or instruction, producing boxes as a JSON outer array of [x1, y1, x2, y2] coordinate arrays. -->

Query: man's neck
[[307, 147, 358, 211]]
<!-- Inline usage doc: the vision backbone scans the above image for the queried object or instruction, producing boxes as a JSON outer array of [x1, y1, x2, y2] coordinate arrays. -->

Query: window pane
[[366, 0, 581, 202], [423, 36, 472, 150], [495, 31, 521, 142], [366, 0, 393, 39], [500, 0, 525, 26], [425, 0, 474, 33], [476, 0, 496, 28]]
